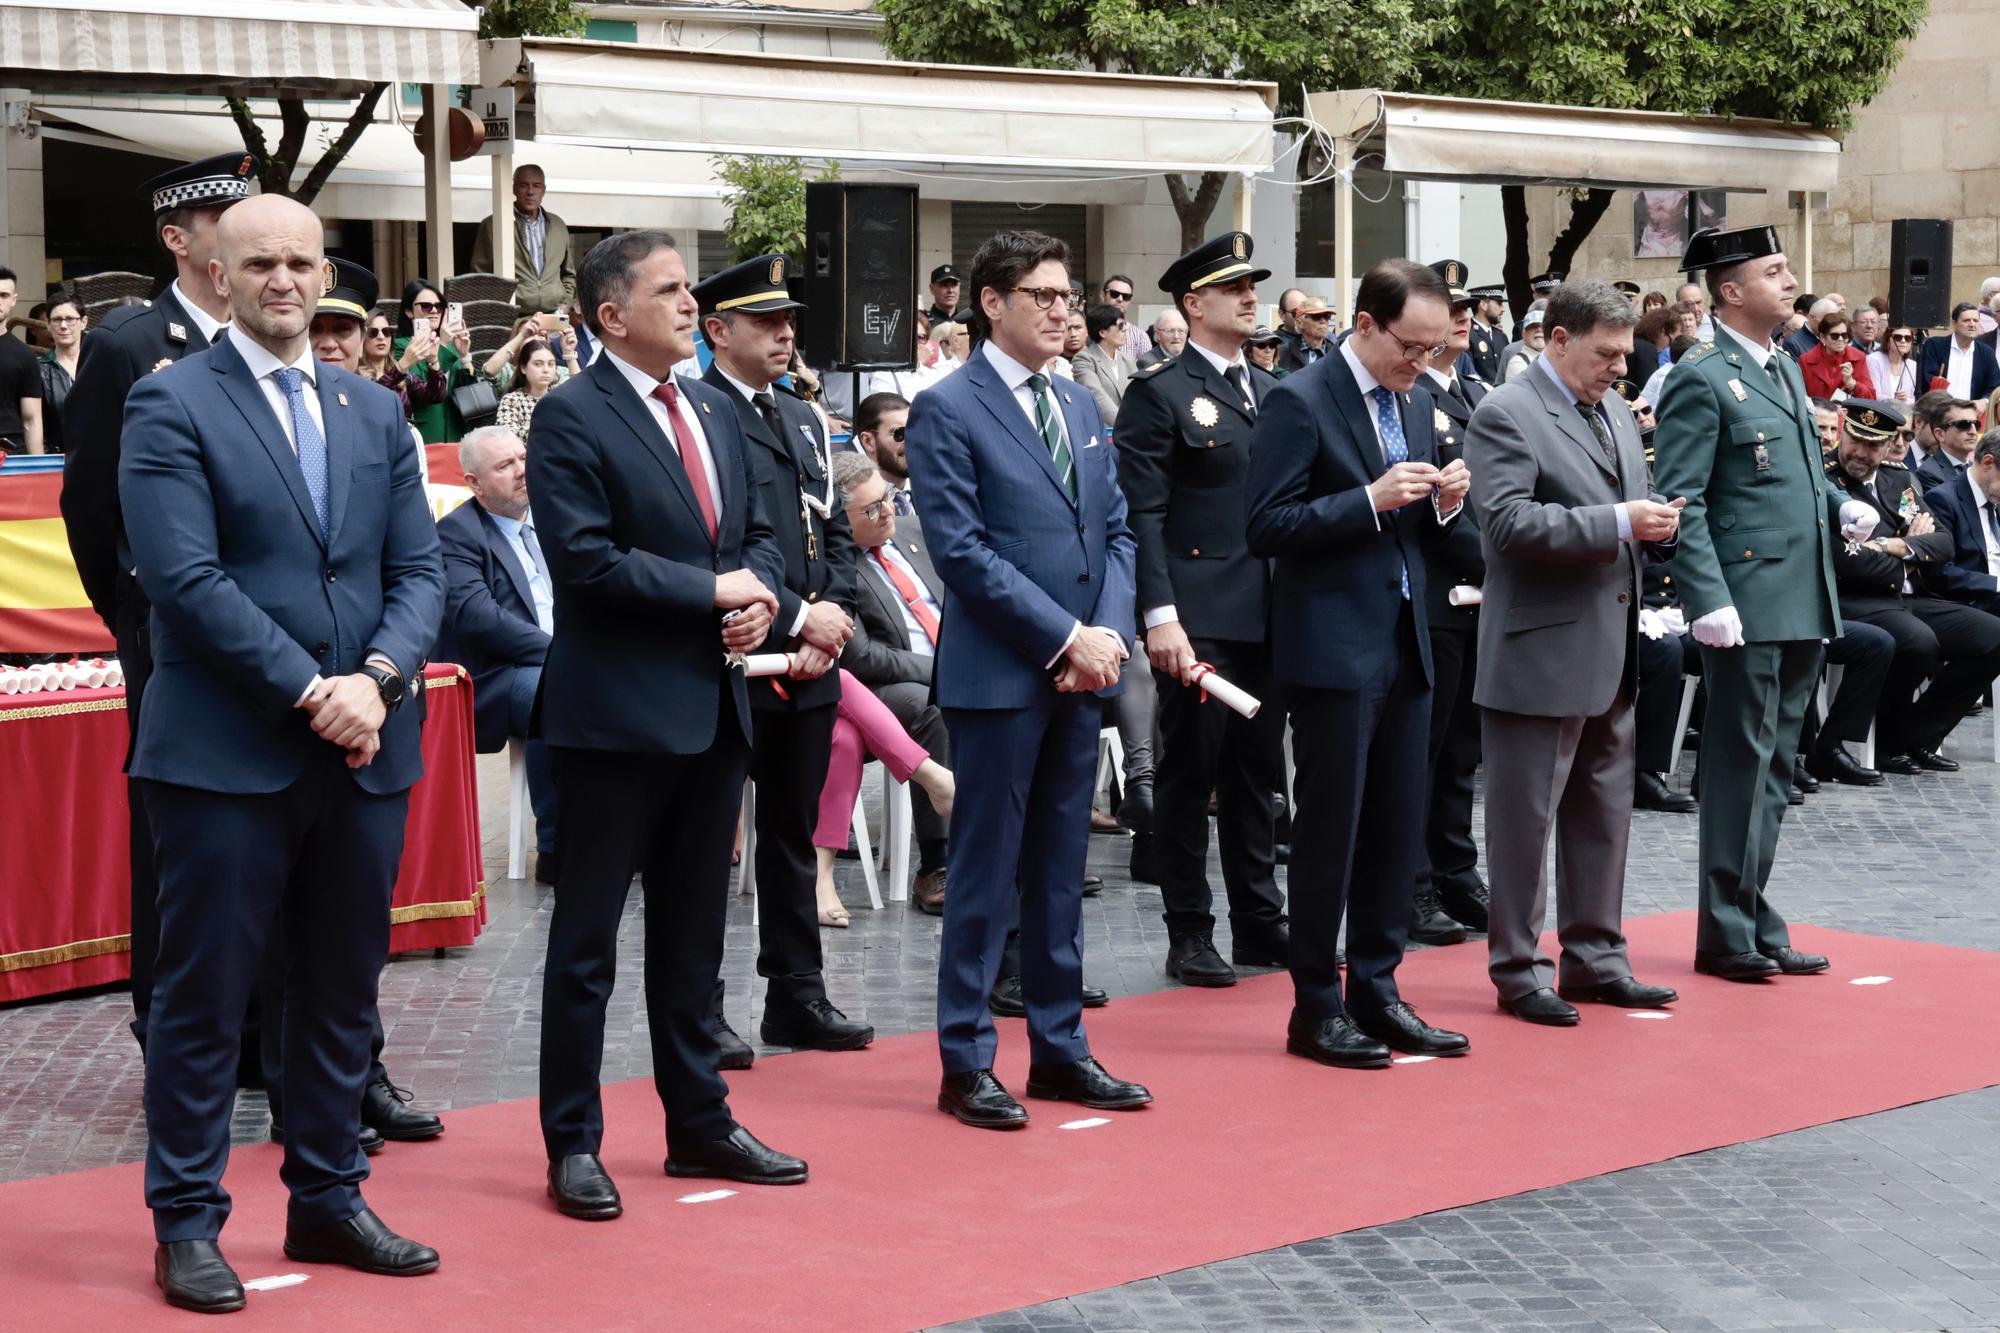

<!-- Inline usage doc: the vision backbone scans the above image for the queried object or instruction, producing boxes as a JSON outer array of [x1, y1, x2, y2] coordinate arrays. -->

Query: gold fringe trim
[[0, 933, 130, 973], [387, 879, 486, 925], [0, 696, 127, 724]]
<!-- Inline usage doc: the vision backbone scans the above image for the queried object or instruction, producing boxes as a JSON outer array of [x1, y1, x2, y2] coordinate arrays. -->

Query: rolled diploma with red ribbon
[[1447, 585, 1482, 607], [739, 653, 794, 678], [1187, 662, 1261, 718]]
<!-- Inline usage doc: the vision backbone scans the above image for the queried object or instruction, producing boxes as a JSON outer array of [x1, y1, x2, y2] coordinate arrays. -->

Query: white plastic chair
[[1093, 725, 1125, 805], [880, 765, 913, 904], [505, 737, 529, 881], [847, 782, 885, 912], [1668, 676, 1700, 779]]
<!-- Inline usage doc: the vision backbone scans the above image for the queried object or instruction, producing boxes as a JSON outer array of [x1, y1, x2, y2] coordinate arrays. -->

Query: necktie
[[1577, 401, 1618, 469], [1026, 372, 1075, 500], [271, 368, 329, 539], [1446, 375, 1470, 411], [1224, 364, 1255, 417], [650, 382, 719, 541], [1368, 385, 1411, 601], [520, 516, 555, 632], [872, 547, 939, 646], [752, 389, 786, 447], [520, 515, 550, 583], [1985, 503, 2000, 576], [892, 487, 914, 517]]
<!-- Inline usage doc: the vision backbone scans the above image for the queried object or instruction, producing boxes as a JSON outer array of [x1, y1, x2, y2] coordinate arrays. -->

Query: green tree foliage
[[713, 156, 841, 264], [878, 0, 1434, 251], [477, 0, 588, 39]]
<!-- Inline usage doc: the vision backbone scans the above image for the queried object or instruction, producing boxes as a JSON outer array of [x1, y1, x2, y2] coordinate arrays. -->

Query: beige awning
[[484, 37, 1277, 178], [1306, 90, 1843, 194], [0, 0, 477, 95]]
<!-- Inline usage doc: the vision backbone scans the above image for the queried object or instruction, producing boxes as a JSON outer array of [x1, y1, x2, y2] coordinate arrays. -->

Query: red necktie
[[872, 546, 939, 646], [650, 381, 718, 542]]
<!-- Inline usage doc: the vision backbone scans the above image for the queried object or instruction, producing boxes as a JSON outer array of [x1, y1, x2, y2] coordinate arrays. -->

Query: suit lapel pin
[[167, 322, 187, 342], [1728, 378, 1748, 402], [701, 402, 711, 413], [337, 392, 348, 406], [1726, 353, 1740, 364]]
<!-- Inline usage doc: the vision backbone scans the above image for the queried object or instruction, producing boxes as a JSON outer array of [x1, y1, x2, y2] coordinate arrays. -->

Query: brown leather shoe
[[911, 868, 946, 915], [1090, 807, 1121, 834]]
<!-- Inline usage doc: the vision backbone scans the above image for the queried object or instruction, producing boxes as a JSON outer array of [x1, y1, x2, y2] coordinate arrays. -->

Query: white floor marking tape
[[1627, 1012, 1673, 1020], [243, 1274, 309, 1292], [1851, 976, 1893, 986], [677, 1189, 738, 1204], [1392, 1055, 1437, 1064], [1059, 1117, 1111, 1130]]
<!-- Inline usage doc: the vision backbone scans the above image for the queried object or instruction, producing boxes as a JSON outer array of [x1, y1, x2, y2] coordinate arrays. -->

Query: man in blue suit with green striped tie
[[904, 230, 1153, 1130]]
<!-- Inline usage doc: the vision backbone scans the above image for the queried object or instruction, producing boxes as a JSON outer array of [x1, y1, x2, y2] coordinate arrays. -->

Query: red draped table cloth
[[0, 662, 486, 1003]]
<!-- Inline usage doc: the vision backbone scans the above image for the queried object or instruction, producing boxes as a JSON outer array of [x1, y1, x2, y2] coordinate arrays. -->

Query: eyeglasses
[[1104, 289, 1133, 301], [1010, 286, 1070, 311], [857, 497, 895, 521], [47, 316, 81, 327], [1890, 333, 1914, 342], [367, 325, 392, 337], [1823, 330, 1850, 342], [409, 300, 442, 313], [888, 426, 905, 442], [1944, 418, 1980, 432], [1380, 322, 1449, 362], [1302, 312, 1333, 322]]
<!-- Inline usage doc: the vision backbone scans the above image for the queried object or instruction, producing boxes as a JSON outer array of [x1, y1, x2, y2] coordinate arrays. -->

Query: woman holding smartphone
[[394, 278, 475, 442]]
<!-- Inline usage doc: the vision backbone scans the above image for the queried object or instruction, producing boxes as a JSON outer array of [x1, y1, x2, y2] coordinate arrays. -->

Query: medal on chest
[[1189, 396, 1220, 429]]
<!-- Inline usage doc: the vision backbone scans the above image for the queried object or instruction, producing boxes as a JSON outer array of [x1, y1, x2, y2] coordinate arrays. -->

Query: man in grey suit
[[1466, 280, 1685, 1027]]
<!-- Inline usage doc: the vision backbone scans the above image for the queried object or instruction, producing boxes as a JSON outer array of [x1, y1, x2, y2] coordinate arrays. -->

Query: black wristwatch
[[360, 663, 405, 712]]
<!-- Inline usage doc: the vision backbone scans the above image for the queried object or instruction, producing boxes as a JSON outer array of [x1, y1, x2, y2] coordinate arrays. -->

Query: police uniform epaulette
[[1880, 459, 1909, 470], [1680, 342, 1719, 364], [1131, 359, 1170, 379]]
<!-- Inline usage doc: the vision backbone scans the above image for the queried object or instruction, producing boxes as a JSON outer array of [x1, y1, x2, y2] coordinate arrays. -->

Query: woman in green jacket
[[393, 278, 475, 442]]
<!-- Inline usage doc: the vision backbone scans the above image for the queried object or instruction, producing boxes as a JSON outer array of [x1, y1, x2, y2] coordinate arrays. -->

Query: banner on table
[[0, 470, 115, 654]]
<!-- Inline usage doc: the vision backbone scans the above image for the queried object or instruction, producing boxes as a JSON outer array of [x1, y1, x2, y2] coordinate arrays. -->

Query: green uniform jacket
[[1650, 333, 1843, 643]]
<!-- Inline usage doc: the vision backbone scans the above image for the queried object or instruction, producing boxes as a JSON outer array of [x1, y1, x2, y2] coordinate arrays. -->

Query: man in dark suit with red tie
[[531, 232, 806, 1221], [1246, 258, 1473, 1069]]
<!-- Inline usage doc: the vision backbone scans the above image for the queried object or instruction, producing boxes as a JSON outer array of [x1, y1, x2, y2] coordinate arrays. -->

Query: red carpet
[[9, 912, 2000, 1331]]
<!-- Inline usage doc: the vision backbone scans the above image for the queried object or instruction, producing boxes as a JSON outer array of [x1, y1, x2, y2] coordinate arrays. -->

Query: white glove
[[1690, 606, 1745, 648], [1839, 498, 1879, 544], [1638, 607, 1666, 641], [1657, 606, 1687, 637]]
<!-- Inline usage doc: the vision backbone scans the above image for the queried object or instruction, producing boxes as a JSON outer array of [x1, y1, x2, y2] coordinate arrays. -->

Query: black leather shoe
[[155, 1240, 245, 1314], [1025, 1056, 1153, 1109], [1635, 771, 1699, 813], [534, 852, 559, 886], [1127, 832, 1159, 884], [1082, 984, 1108, 1008], [987, 974, 1026, 1017], [1787, 782, 1805, 805], [938, 1069, 1029, 1129], [759, 997, 873, 1051], [271, 1118, 383, 1157], [1436, 880, 1490, 932], [1165, 935, 1237, 987], [1792, 757, 1820, 793], [1081, 874, 1104, 897], [547, 1153, 622, 1220], [1879, 752, 1922, 776], [1408, 887, 1468, 945], [666, 1125, 808, 1184], [714, 1016, 754, 1071], [283, 1207, 439, 1276], [1559, 976, 1678, 1008], [362, 1078, 443, 1142], [1499, 987, 1580, 1026], [1231, 924, 1290, 967], [1116, 781, 1153, 832], [1913, 747, 1959, 772], [1763, 946, 1830, 974], [1354, 1002, 1470, 1056], [1805, 746, 1883, 786], [1694, 951, 1781, 981], [1285, 1013, 1390, 1069]]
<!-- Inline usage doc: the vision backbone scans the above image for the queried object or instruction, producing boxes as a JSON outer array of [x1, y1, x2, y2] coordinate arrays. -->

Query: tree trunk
[[1163, 171, 1227, 255], [1501, 185, 1532, 319], [1546, 188, 1615, 282], [225, 88, 388, 206]]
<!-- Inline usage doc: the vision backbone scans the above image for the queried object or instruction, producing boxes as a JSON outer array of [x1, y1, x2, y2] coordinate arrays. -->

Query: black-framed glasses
[[1104, 288, 1133, 301], [409, 300, 442, 313], [366, 324, 392, 337], [1890, 332, 1915, 342], [1823, 330, 1850, 342], [1302, 312, 1333, 323], [889, 426, 906, 442], [1380, 322, 1448, 361], [1944, 418, 1980, 432], [47, 315, 81, 326], [857, 497, 894, 521], [1010, 286, 1068, 310]]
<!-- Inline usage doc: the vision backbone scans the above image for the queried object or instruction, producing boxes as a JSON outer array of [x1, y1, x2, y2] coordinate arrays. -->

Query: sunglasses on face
[[888, 426, 906, 442], [1302, 312, 1333, 323], [1945, 419, 1980, 432], [366, 325, 392, 337], [410, 300, 442, 313], [1105, 289, 1132, 301], [1891, 333, 1914, 342]]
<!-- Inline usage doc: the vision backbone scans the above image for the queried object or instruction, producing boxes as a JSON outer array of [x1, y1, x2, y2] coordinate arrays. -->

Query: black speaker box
[[801, 182, 919, 371], [1889, 218, 1953, 330]]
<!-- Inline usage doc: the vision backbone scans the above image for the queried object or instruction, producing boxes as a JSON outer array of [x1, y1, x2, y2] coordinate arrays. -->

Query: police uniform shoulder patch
[[1132, 359, 1168, 378], [1680, 342, 1719, 365], [1881, 459, 1908, 470]]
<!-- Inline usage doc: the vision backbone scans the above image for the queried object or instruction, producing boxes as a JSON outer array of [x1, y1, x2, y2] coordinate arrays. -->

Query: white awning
[[0, 0, 477, 95], [485, 37, 1277, 178], [1306, 90, 1842, 194], [41, 103, 730, 231]]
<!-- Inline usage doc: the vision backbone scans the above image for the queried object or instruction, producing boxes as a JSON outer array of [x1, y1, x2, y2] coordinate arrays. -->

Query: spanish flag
[[0, 468, 116, 654]]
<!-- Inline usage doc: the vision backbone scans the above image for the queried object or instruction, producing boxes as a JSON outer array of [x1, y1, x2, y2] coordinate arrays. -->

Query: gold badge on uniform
[[1231, 234, 1247, 259], [1728, 378, 1748, 402], [321, 257, 337, 294], [1754, 444, 1772, 471], [1189, 396, 1220, 428], [768, 257, 785, 286]]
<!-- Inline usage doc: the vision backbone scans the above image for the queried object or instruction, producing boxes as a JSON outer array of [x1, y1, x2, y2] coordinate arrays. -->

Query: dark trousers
[[1285, 607, 1431, 1022], [261, 977, 387, 1129], [746, 702, 836, 1006], [1693, 639, 1818, 957], [1844, 596, 2000, 755], [876, 680, 951, 856], [508, 664, 557, 855], [1634, 629, 1689, 774], [1419, 622, 1482, 894], [116, 590, 160, 1049], [1154, 636, 1287, 939], [1799, 620, 1897, 753], [539, 732, 748, 1159], [141, 756, 407, 1242], [937, 694, 1098, 1075]]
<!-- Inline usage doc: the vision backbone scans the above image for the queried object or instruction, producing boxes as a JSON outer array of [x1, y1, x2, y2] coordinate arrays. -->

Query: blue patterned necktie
[[1370, 385, 1412, 601], [271, 367, 329, 539]]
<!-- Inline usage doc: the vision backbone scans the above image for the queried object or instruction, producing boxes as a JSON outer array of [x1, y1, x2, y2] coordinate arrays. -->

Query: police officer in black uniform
[[924, 264, 962, 328], [695, 255, 873, 1057], [1824, 399, 2000, 772], [1465, 283, 1506, 385], [1409, 260, 1491, 944], [1114, 231, 1290, 987], [60, 151, 259, 1053]]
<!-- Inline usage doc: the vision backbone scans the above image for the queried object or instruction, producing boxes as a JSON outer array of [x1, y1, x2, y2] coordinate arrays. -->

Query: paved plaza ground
[[4, 729, 1999, 1331]]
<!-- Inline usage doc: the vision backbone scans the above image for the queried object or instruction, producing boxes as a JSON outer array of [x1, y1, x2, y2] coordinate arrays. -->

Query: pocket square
[[1083, 435, 1101, 449]]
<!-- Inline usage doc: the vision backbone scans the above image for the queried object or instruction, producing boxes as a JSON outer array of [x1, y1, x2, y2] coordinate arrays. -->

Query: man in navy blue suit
[[1247, 258, 1473, 1070], [905, 229, 1153, 1129], [435, 424, 557, 880], [530, 231, 808, 1220], [119, 196, 445, 1313], [1920, 424, 2000, 616], [1918, 303, 2000, 404]]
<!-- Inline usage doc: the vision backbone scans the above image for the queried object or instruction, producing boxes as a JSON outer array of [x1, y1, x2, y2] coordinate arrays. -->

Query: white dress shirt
[[171, 279, 227, 344], [979, 339, 1124, 667], [601, 346, 723, 519], [867, 539, 941, 657], [1144, 338, 1256, 633], [486, 507, 557, 634], [232, 329, 325, 456], [1948, 338, 1975, 400], [1338, 339, 1461, 531]]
